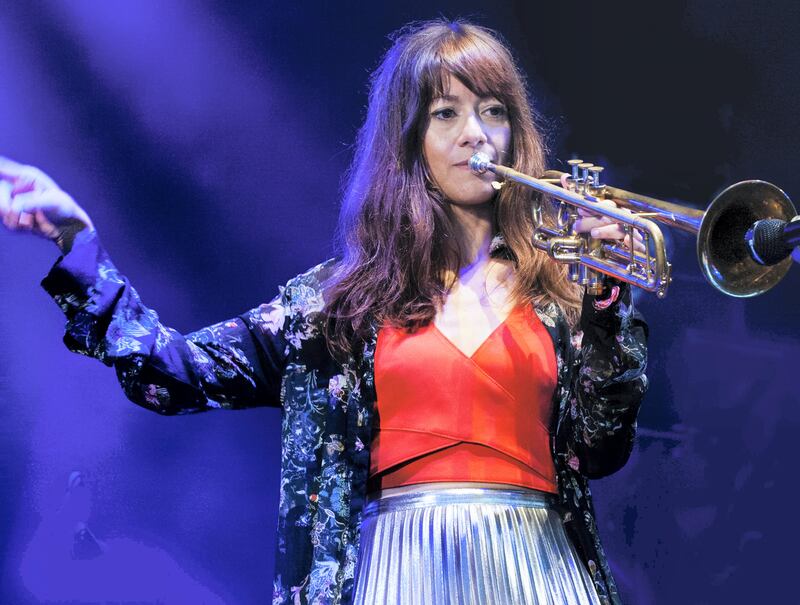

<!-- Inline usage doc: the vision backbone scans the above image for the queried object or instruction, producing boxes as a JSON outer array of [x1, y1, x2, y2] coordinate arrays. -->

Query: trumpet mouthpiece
[[469, 152, 492, 175]]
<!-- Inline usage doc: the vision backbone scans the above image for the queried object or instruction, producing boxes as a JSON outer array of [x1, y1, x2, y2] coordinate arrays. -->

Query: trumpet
[[469, 153, 797, 298]]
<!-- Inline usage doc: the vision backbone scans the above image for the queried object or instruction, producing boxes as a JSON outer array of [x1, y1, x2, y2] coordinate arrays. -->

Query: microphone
[[745, 216, 800, 265]]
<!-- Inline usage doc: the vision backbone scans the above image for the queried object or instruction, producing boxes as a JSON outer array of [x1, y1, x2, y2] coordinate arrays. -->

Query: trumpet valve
[[578, 162, 594, 194], [588, 166, 605, 194], [566, 159, 583, 191]]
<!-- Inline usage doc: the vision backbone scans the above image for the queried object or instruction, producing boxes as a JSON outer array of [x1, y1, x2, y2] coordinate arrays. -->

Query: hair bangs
[[415, 27, 521, 109]]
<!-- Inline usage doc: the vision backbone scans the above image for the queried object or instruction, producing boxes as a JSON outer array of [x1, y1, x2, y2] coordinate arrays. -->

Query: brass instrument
[[469, 153, 797, 298]]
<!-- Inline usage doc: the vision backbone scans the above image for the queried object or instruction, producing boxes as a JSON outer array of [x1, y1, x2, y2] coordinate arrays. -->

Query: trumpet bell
[[699, 180, 797, 297]]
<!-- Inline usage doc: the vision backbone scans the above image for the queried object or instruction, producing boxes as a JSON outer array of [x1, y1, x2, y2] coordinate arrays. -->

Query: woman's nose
[[458, 113, 488, 147]]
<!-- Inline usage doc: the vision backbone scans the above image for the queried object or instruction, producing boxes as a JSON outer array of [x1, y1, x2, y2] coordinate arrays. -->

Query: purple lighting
[[1, 2, 798, 604]]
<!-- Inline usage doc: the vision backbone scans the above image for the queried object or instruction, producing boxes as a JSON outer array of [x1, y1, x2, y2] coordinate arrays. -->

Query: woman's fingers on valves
[[577, 199, 617, 216], [561, 174, 644, 253], [572, 200, 646, 253], [631, 230, 646, 253], [589, 222, 627, 240], [589, 223, 646, 252], [574, 199, 621, 231], [574, 213, 615, 233]]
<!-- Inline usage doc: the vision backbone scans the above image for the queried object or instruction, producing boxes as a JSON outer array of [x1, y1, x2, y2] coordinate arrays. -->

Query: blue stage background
[[1, 1, 798, 603]]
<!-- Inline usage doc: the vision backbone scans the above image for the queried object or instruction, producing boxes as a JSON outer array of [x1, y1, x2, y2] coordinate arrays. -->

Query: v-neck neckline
[[432, 304, 519, 359]]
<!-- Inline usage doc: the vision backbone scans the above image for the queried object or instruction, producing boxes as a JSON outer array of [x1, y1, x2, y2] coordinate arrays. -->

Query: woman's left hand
[[562, 174, 646, 254], [575, 200, 646, 254]]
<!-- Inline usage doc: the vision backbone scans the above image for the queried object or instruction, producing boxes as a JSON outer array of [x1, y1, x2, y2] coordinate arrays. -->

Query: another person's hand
[[0, 157, 94, 252]]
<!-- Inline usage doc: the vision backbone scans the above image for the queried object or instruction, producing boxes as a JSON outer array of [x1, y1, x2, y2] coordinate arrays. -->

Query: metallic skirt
[[353, 483, 601, 605]]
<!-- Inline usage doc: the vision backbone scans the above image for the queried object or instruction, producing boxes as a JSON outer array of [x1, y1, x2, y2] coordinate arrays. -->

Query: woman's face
[[423, 74, 511, 207]]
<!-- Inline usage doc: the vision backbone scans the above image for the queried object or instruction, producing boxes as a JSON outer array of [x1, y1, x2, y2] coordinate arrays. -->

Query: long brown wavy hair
[[324, 19, 582, 358]]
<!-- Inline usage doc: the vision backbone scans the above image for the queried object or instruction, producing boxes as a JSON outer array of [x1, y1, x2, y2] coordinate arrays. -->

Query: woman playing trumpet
[[1, 19, 647, 605]]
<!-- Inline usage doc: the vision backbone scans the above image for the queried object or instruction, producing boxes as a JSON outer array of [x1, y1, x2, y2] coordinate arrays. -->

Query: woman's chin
[[443, 187, 497, 208]]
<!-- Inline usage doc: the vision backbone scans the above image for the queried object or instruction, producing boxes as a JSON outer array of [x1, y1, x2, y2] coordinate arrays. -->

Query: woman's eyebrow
[[432, 94, 502, 102]]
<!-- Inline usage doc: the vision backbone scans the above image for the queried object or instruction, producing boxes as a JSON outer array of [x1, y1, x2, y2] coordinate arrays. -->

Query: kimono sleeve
[[41, 229, 290, 414], [567, 282, 649, 479]]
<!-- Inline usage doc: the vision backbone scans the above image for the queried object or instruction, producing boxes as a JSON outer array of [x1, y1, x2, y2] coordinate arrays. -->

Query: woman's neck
[[448, 202, 495, 270], [438, 202, 517, 346]]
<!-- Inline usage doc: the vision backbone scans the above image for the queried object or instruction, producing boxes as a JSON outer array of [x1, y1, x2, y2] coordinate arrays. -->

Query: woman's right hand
[[0, 157, 95, 252]]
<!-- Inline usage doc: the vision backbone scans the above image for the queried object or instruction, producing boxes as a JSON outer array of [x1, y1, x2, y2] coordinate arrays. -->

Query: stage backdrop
[[1, 1, 797, 603]]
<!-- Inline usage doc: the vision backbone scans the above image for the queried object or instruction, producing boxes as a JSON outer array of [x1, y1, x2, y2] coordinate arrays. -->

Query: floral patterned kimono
[[42, 229, 648, 605]]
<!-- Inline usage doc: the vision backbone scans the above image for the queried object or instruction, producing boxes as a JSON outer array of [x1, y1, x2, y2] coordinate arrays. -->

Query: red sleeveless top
[[369, 304, 559, 493]]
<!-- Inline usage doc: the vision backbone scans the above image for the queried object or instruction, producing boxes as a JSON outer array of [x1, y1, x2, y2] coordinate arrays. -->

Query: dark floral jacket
[[42, 229, 648, 605]]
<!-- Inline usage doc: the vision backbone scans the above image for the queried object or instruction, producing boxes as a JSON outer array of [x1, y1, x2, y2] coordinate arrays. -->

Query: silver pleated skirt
[[353, 483, 601, 605]]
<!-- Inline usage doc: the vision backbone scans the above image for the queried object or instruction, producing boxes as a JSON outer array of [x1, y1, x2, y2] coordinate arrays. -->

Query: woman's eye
[[483, 105, 508, 119], [431, 108, 457, 120]]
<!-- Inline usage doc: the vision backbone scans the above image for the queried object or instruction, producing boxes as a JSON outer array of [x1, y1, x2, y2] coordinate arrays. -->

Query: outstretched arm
[[2, 157, 290, 414]]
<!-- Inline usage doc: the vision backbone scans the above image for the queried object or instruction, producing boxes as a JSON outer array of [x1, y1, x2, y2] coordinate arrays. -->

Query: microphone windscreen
[[751, 218, 790, 265]]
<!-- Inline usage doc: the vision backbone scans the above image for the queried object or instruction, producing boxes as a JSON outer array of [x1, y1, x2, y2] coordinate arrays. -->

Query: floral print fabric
[[42, 229, 647, 605]]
